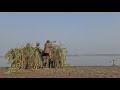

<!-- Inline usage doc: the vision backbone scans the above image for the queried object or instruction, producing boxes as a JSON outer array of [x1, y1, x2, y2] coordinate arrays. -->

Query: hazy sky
[[0, 12, 120, 55]]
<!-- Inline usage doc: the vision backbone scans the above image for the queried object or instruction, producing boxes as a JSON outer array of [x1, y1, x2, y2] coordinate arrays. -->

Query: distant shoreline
[[67, 54, 120, 56]]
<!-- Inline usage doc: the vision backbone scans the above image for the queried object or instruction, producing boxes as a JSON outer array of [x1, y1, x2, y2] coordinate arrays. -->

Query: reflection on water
[[0, 55, 120, 67]]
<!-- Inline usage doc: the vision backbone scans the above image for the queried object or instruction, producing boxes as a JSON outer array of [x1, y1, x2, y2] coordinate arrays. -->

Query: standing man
[[43, 40, 53, 68], [34, 42, 43, 69]]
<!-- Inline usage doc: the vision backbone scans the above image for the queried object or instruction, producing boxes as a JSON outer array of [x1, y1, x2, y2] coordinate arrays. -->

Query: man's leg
[[49, 59, 51, 68], [46, 56, 49, 68], [43, 56, 47, 68]]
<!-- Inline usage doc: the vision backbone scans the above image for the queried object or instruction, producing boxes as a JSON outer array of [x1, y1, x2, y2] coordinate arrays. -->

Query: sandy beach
[[0, 66, 120, 78]]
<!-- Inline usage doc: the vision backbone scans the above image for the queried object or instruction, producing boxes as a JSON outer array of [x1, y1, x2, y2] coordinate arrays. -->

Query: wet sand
[[0, 66, 120, 78]]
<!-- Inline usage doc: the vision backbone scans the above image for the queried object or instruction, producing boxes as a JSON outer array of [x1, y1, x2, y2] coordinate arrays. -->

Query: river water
[[1, 55, 120, 67]]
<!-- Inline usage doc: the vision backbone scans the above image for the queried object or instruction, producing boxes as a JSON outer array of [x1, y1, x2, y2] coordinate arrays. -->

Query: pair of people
[[35, 40, 53, 57], [36, 40, 56, 68]]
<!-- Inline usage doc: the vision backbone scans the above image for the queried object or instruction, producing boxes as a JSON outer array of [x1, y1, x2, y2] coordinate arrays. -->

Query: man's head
[[47, 40, 50, 43]]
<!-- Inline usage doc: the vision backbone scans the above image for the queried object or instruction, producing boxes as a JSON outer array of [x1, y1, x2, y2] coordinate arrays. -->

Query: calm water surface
[[66, 55, 120, 66]]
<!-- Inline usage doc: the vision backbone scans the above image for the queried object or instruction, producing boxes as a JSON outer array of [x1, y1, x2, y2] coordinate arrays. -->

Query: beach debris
[[110, 60, 117, 66]]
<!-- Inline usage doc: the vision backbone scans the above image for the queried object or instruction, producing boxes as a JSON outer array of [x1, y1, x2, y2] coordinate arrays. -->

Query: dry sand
[[0, 66, 120, 78]]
